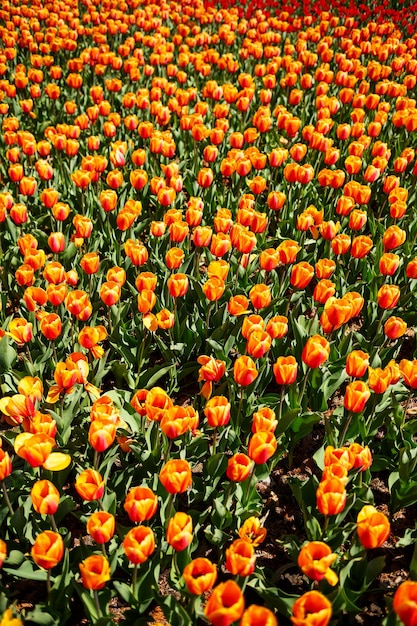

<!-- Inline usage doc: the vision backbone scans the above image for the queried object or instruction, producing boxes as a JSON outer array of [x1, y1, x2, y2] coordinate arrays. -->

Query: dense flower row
[[1, 0, 417, 624]]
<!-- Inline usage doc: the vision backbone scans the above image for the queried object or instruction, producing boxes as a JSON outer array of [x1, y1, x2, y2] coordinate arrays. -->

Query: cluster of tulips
[[1, 0, 417, 623]]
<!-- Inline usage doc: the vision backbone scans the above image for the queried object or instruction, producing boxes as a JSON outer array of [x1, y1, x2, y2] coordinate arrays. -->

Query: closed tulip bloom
[[332, 234, 351, 255], [203, 277, 225, 302], [242, 315, 264, 339], [259, 248, 280, 272], [204, 580, 245, 626], [88, 421, 116, 453], [247, 330, 272, 359], [349, 443, 372, 471], [79, 554, 111, 590], [368, 367, 391, 394], [298, 541, 338, 585], [315, 259, 336, 279], [384, 317, 407, 340], [249, 284, 272, 310], [39, 313, 62, 341], [32, 531, 64, 570], [406, 258, 417, 280], [80, 252, 100, 275], [167, 273, 189, 298], [159, 459, 192, 494], [346, 350, 369, 377], [383, 225, 406, 251], [302, 335, 330, 368], [75, 469, 105, 501], [156, 309, 175, 330], [100, 281, 121, 306], [291, 591, 332, 626], [48, 232, 66, 254], [290, 262, 314, 289], [266, 315, 288, 339], [377, 284, 400, 309], [31, 479, 60, 515], [124, 486, 158, 522], [399, 359, 417, 389], [277, 239, 301, 264], [87, 511, 115, 544], [225, 539, 256, 577], [344, 381, 371, 412], [226, 453, 253, 482], [183, 558, 217, 595], [393, 580, 417, 626], [204, 396, 231, 427], [316, 477, 347, 516], [0, 449, 12, 481], [313, 279, 336, 304], [241, 605, 278, 626], [0, 538, 6, 569], [123, 526, 155, 564], [351, 235, 373, 259], [252, 407, 277, 434], [248, 431, 277, 464], [356, 505, 390, 549], [234, 356, 258, 387], [379, 253, 400, 276], [273, 355, 298, 386], [167, 512, 193, 551]]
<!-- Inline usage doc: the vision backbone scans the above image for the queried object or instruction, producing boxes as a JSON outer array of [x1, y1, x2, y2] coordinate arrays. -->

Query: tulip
[[166, 512, 193, 551], [75, 469, 105, 501], [368, 367, 391, 395], [349, 443, 372, 471], [238, 516, 267, 546], [345, 350, 369, 378], [145, 387, 173, 422], [79, 554, 111, 590], [99, 281, 121, 306], [302, 335, 330, 369], [377, 284, 400, 309], [384, 316, 407, 340], [344, 381, 371, 412], [248, 431, 277, 464], [8, 318, 32, 344], [234, 355, 258, 387], [350, 235, 373, 259], [225, 539, 256, 577], [400, 360, 417, 389], [31, 531, 64, 570], [379, 252, 400, 276], [183, 558, 217, 595], [277, 239, 301, 264], [393, 580, 417, 626], [204, 580, 245, 626], [240, 605, 278, 626], [383, 225, 406, 250], [88, 421, 116, 453], [87, 511, 115, 544], [249, 284, 272, 309], [14, 433, 54, 468], [124, 486, 158, 523], [291, 590, 332, 626], [273, 356, 298, 386], [123, 525, 155, 564], [0, 539, 6, 569], [298, 542, 338, 586], [356, 505, 390, 549], [167, 273, 189, 298], [31, 480, 60, 515], [203, 277, 225, 302], [247, 330, 272, 359], [159, 459, 192, 494], [226, 453, 253, 482], [316, 477, 347, 516], [204, 396, 231, 428]]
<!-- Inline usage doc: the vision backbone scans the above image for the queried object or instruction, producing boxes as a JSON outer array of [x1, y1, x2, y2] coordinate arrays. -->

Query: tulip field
[[2, 0, 417, 623]]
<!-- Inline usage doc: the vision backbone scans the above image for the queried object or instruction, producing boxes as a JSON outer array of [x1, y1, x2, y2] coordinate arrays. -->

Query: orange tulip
[[383, 225, 406, 251], [368, 367, 391, 394], [183, 558, 217, 595], [273, 356, 298, 385], [14, 432, 54, 468], [203, 277, 225, 302], [252, 407, 277, 434], [291, 591, 332, 626], [159, 459, 192, 494], [249, 284, 272, 310], [79, 554, 111, 590], [345, 350, 369, 377], [0, 449, 12, 481], [316, 477, 346, 516], [240, 605, 278, 626], [87, 511, 115, 544], [399, 359, 417, 389], [356, 505, 390, 549], [0, 539, 6, 569], [344, 381, 371, 412], [377, 284, 400, 309], [123, 526, 155, 564], [167, 273, 189, 298], [8, 318, 32, 344], [302, 335, 330, 368], [248, 431, 277, 464], [298, 542, 338, 586], [88, 421, 116, 453], [30, 479, 60, 515], [234, 355, 258, 387], [75, 469, 105, 501], [393, 580, 417, 626], [166, 512, 193, 551], [124, 486, 158, 523], [99, 281, 121, 306], [225, 539, 256, 577], [379, 253, 400, 276], [238, 516, 267, 546], [204, 580, 245, 626], [226, 453, 253, 482], [31, 531, 64, 570], [204, 396, 230, 428]]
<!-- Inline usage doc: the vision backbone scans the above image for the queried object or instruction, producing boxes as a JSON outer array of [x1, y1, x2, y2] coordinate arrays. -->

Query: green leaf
[[0, 336, 17, 372]]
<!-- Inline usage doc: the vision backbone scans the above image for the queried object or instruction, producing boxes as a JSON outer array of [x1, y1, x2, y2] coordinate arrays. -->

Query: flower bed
[[1, 0, 417, 624]]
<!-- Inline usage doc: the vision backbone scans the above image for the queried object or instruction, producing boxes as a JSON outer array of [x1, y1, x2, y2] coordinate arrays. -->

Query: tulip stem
[[402, 389, 413, 429], [165, 493, 174, 525], [93, 450, 100, 471], [25, 344, 33, 365], [1, 481, 14, 516], [50, 514, 58, 533], [243, 466, 255, 505], [278, 386, 285, 423], [132, 564, 138, 597], [298, 370, 310, 408], [93, 590, 102, 619], [236, 389, 244, 431], [339, 411, 354, 446], [46, 569, 51, 600], [205, 302, 212, 340]]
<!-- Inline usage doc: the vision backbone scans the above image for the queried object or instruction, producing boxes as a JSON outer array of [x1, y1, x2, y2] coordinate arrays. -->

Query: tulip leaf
[[3, 560, 48, 581], [0, 336, 17, 372]]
